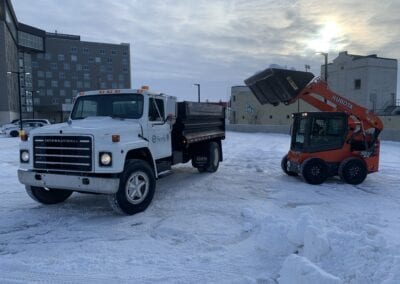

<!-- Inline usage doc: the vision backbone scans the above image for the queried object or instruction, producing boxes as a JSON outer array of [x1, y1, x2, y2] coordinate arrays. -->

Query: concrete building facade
[[0, 0, 131, 124], [323, 51, 397, 114]]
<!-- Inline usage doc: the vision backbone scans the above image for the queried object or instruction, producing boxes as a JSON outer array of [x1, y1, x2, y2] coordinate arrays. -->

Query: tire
[[205, 142, 220, 173], [10, 130, 19, 137], [281, 154, 298, 176], [339, 157, 367, 185], [192, 142, 221, 173], [25, 186, 73, 204], [301, 158, 328, 185], [108, 159, 155, 215]]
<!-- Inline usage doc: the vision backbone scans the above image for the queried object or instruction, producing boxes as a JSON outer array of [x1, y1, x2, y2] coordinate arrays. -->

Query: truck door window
[[149, 98, 164, 121]]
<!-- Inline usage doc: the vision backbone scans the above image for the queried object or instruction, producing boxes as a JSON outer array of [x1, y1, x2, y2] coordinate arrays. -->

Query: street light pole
[[194, 83, 200, 102], [7, 71, 25, 132]]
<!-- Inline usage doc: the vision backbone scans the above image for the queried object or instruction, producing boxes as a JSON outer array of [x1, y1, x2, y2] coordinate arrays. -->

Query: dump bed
[[172, 102, 225, 150], [244, 68, 314, 106]]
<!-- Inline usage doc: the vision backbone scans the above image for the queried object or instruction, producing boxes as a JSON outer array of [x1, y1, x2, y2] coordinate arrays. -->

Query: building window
[[111, 49, 117, 55], [269, 115, 273, 119], [122, 58, 128, 65], [76, 64, 82, 71], [37, 53, 44, 60], [45, 71, 52, 78], [84, 81, 90, 88], [71, 55, 77, 62], [118, 75, 124, 82], [58, 54, 65, 61], [107, 74, 113, 81], [83, 73, 90, 80], [50, 62, 58, 70], [107, 57, 112, 64], [107, 66, 113, 72], [37, 71, 44, 78], [100, 66, 106, 72], [70, 47, 77, 54], [64, 63, 70, 70], [233, 95, 236, 102], [83, 48, 89, 54], [64, 81, 71, 88], [38, 80, 45, 87], [98, 49, 105, 55], [60, 89, 66, 96], [95, 57, 101, 63], [65, 98, 71, 103], [76, 81, 83, 88], [354, 79, 361, 89], [100, 82, 107, 89], [122, 67, 128, 73], [46, 89, 53, 96], [83, 65, 89, 71], [31, 61, 39, 68], [51, 98, 59, 104], [45, 53, 52, 60], [59, 72, 65, 79], [118, 83, 124, 89], [112, 82, 117, 89], [122, 50, 128, 56], [88, 57, 94, 63], [51, 80, 58, 87]]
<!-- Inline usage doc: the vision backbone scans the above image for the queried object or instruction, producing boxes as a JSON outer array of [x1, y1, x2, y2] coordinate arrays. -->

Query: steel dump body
[[172, 102, 225, 150], [244, 68, 314, 106]]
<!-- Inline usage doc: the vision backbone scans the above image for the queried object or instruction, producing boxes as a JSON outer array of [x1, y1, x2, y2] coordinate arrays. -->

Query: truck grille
[[33, 136, 93, 172]]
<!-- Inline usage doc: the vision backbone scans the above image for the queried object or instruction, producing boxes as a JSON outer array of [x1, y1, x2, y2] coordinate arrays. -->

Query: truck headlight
[[20, 150, 29, 163], [99, 152, 112, 166]]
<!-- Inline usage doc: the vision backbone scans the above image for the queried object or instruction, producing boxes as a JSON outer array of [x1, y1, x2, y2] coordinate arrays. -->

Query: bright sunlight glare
[[308, 21, 343, 53]]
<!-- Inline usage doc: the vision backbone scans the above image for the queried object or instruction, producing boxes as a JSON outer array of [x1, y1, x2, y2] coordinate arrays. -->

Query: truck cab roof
[[77, 88, 177, 100]]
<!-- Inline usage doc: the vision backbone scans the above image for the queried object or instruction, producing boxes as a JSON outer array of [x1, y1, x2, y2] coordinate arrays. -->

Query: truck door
[[147, 97, 172, 159]]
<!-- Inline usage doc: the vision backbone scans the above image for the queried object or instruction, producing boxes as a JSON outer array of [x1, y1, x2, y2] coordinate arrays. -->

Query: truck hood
[[30, 117, 143, 137]]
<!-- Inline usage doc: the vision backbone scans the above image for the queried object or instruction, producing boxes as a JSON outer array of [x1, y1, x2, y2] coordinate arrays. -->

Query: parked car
[[1, 121, 48, 137], [1, 119, 51, 137]]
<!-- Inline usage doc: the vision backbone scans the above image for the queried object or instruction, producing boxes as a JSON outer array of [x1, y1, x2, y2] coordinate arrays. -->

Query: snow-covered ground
[[0, 131, 400, 283]]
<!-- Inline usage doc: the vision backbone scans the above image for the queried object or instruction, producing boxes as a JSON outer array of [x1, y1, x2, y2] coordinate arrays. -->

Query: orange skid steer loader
[[245, 68, 383, 185]]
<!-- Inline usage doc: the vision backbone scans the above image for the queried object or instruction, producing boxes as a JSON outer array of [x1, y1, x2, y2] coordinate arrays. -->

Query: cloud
[[11, 0, 399, 101]]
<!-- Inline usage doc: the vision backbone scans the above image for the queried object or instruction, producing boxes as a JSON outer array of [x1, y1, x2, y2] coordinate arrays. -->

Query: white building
[[324, 51, 397, 114]]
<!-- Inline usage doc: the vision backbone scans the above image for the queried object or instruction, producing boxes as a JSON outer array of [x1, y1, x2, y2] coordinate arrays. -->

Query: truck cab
[[18, 88, 225, 214]]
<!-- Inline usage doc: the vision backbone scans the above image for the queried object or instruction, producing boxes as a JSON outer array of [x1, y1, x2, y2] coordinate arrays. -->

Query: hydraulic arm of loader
[[244, 68, 383, 140]]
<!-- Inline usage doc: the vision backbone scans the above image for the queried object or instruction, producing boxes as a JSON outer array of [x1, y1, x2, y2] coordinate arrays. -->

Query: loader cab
[[291, 112, 348, 153]]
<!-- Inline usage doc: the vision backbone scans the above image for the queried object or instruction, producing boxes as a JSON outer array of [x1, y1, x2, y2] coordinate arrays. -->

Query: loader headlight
[[20, 150, 29, 163], [99, 152, 112, 166]]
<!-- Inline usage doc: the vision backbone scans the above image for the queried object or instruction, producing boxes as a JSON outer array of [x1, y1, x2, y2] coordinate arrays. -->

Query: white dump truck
[[18, 87, 225, 214]]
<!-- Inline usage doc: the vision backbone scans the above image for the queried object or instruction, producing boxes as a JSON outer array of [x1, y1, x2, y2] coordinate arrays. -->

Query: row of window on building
[[36, 82, 126, 97], [31, 61, 129, 72], [36, 71, 125, 81]]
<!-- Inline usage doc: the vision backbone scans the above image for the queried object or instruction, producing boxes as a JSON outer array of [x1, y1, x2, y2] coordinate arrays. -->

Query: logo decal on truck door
[[151, 134, 170, 143]]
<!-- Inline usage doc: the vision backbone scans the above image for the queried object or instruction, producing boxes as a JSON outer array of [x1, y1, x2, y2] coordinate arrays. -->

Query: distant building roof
[[339, 51, 396, 62]]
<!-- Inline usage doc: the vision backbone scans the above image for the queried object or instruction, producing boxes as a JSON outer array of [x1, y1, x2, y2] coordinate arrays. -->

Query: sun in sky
[[308, 20, 345, 53]]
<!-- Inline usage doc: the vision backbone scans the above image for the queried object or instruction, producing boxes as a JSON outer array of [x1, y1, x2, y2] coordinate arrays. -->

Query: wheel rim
[[212, 147, 219, 167], [310, 165, 321, 176], [125, 171, 150, 204]]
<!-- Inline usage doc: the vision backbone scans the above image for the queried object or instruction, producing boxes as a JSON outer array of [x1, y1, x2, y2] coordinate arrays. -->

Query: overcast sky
[[12, 0, 400, 102]]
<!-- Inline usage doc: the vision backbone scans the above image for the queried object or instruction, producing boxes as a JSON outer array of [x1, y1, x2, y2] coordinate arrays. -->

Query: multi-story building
[[0, 0, 131, 124], [323, 51, 397, 114]]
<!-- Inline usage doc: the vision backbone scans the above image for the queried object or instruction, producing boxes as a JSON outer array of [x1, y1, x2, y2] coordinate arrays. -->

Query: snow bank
[[278, 254, 342, 284]]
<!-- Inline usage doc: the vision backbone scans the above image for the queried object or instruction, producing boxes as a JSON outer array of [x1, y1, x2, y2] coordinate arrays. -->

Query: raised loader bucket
[[244, 68, 315, 106]]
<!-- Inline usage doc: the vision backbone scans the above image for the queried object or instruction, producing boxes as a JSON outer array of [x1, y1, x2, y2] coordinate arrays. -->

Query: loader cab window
[[292, 116, 307, 150], [148, 98, 165, 122], [308, 115, 347, 152]]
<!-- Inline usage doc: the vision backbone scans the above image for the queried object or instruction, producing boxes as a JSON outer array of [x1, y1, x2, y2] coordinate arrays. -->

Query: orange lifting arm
[[292, 79, 384, 132]]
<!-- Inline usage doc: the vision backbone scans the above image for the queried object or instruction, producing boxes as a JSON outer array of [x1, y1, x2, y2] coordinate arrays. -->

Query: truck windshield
[[70, 94, 144, 120]]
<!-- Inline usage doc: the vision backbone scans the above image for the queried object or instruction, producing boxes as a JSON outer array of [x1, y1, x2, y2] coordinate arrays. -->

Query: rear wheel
[[339, 157, 367, 185], [192, 141, 221, 173], [26, 186, 73, 204], [108, 159, 155, 215], [301, 158, 328, 185], [281, 154, 298, 176], [10, 130, 19, 137]]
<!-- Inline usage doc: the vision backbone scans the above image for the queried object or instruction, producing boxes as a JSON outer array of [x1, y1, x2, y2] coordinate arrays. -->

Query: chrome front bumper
[[18, 169, 120, 194]]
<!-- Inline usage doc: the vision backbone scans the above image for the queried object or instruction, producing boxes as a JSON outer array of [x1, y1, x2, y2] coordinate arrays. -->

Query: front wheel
[[26, 186, 73, 204], [108, 159, 155, 215], [301, 158, 328, 185], [281, 154, 298, 176], [339, 157, 367, 185]]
